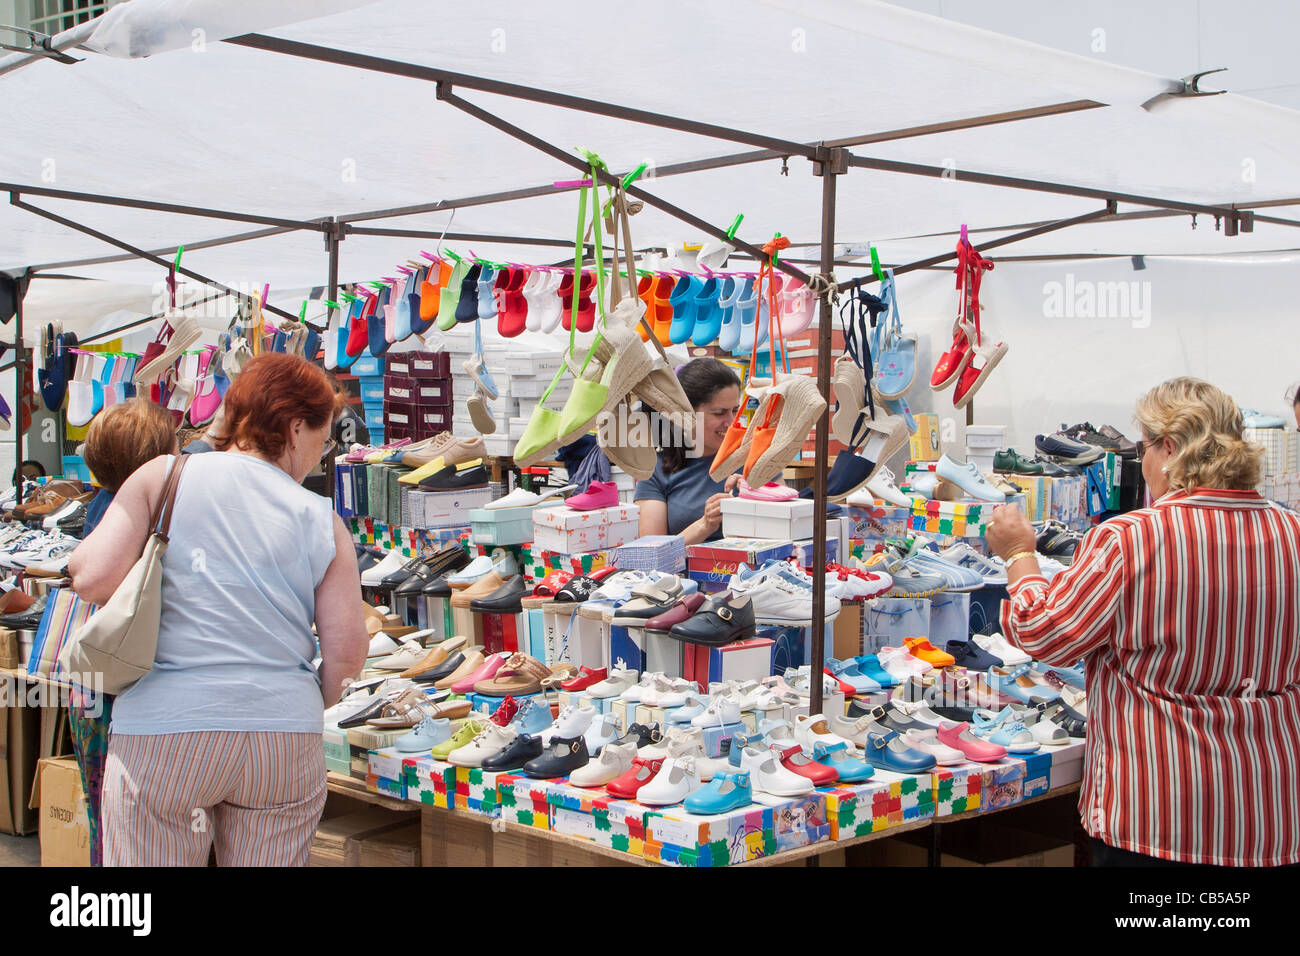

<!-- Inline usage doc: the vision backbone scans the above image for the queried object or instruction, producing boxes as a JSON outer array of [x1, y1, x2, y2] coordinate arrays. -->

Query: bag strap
[[150, 454, 190, 540]]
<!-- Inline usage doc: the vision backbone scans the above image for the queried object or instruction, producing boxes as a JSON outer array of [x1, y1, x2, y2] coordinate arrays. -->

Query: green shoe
[[431, 719, 484, 760], [993, 449, 1043, 475], [435, 259, 471, 331]]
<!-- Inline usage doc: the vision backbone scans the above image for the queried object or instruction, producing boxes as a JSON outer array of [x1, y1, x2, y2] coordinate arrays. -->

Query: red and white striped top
[[1002, 487, 1300, 866]]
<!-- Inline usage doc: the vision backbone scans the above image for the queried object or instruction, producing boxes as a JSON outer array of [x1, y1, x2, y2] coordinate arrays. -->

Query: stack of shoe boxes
[[350, 354, 385, 445], [385, 350, 453, 444]]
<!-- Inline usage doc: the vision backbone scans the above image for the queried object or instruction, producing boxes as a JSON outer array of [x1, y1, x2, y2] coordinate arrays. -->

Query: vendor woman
[[635, 357, 744, 545]]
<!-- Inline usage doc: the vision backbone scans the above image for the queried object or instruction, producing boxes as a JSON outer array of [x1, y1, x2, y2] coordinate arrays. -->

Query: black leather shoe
[[380, 555, 426, 587], [337, 694, 389, 729], [668, 591, 756, 646], [470, 575, 526, 614], [0, 594, 46, 630], [948, 639, 1001, 671], [611, 722, 662, 750], [395, 547, 469, 598], [522, 734, 590, 779], [408, 652, 464, 684], [553, 575, 599, 603], [422, 575, 455, 599], [419, 464, 490, 491], [480, 733, 544, 771]]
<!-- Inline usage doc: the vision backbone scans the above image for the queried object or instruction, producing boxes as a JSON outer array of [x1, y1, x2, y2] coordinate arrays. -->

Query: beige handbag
[[61, 455, 189, 695]]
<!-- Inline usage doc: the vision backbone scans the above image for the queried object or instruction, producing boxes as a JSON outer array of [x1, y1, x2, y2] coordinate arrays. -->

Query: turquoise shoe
[[853, 654, 896, 688], [812, 741, 874, 783], [972, 706, 1039, 753], [684, 770, 753, 814], [827, 657, 882, 694]]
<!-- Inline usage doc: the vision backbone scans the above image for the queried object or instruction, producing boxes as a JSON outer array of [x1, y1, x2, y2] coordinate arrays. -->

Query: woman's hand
[[986, 504, 1037, 561], [722, 473, 744, 494], [702, 492, 729, 532]]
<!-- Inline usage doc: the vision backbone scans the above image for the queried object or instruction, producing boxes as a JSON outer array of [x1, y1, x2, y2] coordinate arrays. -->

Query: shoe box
[[494, 774, 553, 831], [403, 487, 493, 529], [907, 497, 998, 540], [610, 535, 687, 574], [823, 768, 936, 841], [749, 790, 832, 853], [531, 503, 640, 554], [521, 545, 617, 584], [908, 413, 942, 462], [543, 781, 654, 858], [932, 763, 984, 817], [346, 725, 408, 780], [685, 538, 796, 587], [645, 802, 779, 867], [404, 756, 458, 810], [323, 722, 350, 775], [366, 747, 411, 800], [469, 504, 538, 547], [720, 498, 814, 539], [1047, 738, 1086, 790], [844, 502, 912, 541], [451, 766, 508, 819], [681, 638, 775, 696], [697, 720, 755, 759]]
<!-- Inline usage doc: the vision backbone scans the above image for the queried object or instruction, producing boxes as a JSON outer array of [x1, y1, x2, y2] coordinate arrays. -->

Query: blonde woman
[[986, 378, 1300, 867]]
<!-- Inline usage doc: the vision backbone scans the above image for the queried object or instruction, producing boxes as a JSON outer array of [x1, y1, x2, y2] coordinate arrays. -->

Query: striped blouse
[[1001, 487, 1300, 866]]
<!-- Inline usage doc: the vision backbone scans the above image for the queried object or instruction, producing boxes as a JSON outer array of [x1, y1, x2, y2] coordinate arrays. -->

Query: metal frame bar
[[11, 194, 303, 325], [342, 226, 579, 248], [22, 224, 301, 274]]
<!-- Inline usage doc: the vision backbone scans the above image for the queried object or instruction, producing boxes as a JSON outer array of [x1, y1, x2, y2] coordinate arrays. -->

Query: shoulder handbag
[[61, 454, 189, 695]]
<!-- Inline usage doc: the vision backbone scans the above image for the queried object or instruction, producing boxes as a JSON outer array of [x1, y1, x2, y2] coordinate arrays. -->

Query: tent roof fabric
[[2, 0, 1299, 292]]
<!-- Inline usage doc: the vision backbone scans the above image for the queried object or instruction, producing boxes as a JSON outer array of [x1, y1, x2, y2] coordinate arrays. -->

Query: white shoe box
[[720, 498, 814, 539]]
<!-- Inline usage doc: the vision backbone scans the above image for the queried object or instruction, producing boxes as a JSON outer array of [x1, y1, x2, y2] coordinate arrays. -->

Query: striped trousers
[[102, 731, 326, 867]]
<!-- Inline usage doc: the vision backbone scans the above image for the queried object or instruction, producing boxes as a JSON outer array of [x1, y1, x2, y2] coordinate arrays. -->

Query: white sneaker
[[740, 746, 813, 797], [973, 633, 1031, 667], [359, 549, 406, 586], [793, 713, 854, 752], [935, 454, 1006, 503], [447, 721, 517, 768], [538, 704, 596, 746], [746, 573, 840, 625], [42, 499, 86, 530], [372, 641, 431, 671], [690, 696, 742, 729], [939, 542, 1008, 586], [637, 756, 702, 806], [864, 466, 917, 509], [590, 667, 641, 699], [569, 740, 637, 787]]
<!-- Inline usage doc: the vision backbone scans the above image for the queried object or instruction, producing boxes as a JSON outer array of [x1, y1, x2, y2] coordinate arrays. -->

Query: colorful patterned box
[[644, 803, 777, 867], [494, 774, 551, 830], [844, 769, 936, 831], [451, 766, 509, 818], [751, 791, 831, 852], [405, 756, 456, 809], [685, 538, 794, 583], [908, 499, 992, 538], [822, 782, 895, 840], [932, 763, 982, 817], [843, 503, 912, 541], [544, 782, 651, 858], [532, 503, 640, 553], [365, 773, 405, 800], [533, 547, 616, 576], [976, 758, 1027, 812], [612, 535, 687, 573]]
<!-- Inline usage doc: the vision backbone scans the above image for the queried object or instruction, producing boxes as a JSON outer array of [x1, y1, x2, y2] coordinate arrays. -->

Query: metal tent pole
[[808, 148, 847, 717], [12, 270, 26, 491], [325, 219, 342, 503]]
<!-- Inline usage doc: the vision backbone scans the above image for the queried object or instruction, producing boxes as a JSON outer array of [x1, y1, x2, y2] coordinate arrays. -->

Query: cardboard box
[[544, 782, 651, 858], [32, 756, 89, 867], [0, 691, 43, 835], [909, 498, 993, 538], [751, 791, 831, 852], [469, 505, 537, 547], [405, 487, 493, 529], [1049, 739, 1087, 790], [404, 756, 457, 809], [682, 638, 775, 690], [310, 807, 412, 867], [932, 762, 982, 817], [909, 414, 941, 461], [495, 774, 553, 830], [685, 538, 794, 584], [645, 803, 777, 867], [720, 498, 815, 540], [978, 758, 1028, 813], [532, 503, 641, 553], [344, 820, 421, 866], [832, 603, 864, 661]]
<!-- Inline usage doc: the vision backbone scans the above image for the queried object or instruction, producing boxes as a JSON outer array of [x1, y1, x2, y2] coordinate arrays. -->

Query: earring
[[1161, 465, 1168, 474]]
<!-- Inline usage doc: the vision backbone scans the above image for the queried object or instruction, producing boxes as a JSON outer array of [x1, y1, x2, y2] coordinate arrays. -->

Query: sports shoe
[[1098, 424, 1138, 458], [1063, 422, 1122, 454], [741, 569, 841, 624], [864, 466, 918, 508], [992, 449, 1043, 475], [902, 549, 985, 592], [937, 542, 1007, 586], [935, 454, 1005, 503], [1034, 432, 1104, 464], [861, 554, 946, 598]]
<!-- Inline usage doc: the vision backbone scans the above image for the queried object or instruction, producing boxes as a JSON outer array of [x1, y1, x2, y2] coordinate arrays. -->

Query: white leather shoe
[[793, 713, 854, 752], [640, 676, 693, 707], [641, 726, 702, 759], [372, 641, 432, 671], [569, 741, 637, 787], [589, 667, 640, 699], [973, 632, 1031, 666], [637, 756, 702, 806], [826, 712, 876, 748], [584, 713, 621, 754], [900, 728, 965, 765], [740, 747, 813, 797], [539, 704, 596, 746], [447, 721, 517, 768], [617, 671, 660, 702], [445, 555, 495, 586], [690, 696, 742, 728], [483, 484, 575, 510], [359, 549, 405, 586]]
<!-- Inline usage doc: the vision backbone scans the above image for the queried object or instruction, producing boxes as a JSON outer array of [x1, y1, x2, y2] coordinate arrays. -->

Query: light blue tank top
[[110, 453, 337, 735]]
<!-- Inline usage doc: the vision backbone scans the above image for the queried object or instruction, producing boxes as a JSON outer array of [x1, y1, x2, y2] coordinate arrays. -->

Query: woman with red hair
[[69, 353, 368, 867]]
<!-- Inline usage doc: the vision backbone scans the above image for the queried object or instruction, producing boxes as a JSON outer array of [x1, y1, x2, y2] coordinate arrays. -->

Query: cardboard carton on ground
[[32, 756, 89, 867]]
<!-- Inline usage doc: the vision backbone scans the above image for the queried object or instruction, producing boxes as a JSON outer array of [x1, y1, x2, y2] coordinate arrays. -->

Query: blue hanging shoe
[[690, 276, 724, 346], [668, 274, 703, 344]]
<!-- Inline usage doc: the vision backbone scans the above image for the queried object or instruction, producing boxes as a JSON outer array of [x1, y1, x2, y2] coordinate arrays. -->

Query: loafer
[[419, 463, 490, 491], [480, 733, 545, 772], [409, 651, 467, 685], [643, 593, 706, 632], [397, 634, 468, 678], [522, 734, 590, 779], [668, 591, 756, 646], [469, 575, 526, 614], [449, 571, 506, 610], [609, 579, 686, 625], [0, 594, 47, 629]]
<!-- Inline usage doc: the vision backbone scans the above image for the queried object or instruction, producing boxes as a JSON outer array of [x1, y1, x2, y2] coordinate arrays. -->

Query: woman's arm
[[67, 456, 169, 606], [637, 498, 668, 538], [989, 505, 1125, 665], [314, 514, 368, 706]]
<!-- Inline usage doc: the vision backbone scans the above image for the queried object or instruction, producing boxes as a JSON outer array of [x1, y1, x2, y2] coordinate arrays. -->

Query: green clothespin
[[299, 300, 308, 323], [622, 162, 648, 190], [338, 293, 356, 304], [773, 231, 783, 265], [173, 246, 184, 271], [869, 246, 884, 282], [726, 214, 744, 240], [367, 281, 386, 290], [324, 299, 341, 310], [444, 249, 462, 263]]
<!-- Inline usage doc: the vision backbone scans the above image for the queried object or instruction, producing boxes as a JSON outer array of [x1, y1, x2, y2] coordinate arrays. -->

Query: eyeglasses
[[1135, 437, 1162, 461], [321, 438, 338, 461]]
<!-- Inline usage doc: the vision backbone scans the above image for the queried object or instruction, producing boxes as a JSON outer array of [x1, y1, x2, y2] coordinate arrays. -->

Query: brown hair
[[1134, 377, 1263, 492], [214, 353, 340, 458], [82, 398, 178, 493]]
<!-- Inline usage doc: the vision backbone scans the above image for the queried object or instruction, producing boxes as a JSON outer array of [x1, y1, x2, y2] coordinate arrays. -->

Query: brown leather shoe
[[449, 571, 503, 609], [398, 634, 469, 678]]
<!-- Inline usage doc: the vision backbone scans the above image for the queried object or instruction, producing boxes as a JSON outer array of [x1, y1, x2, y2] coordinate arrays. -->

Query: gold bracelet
[[1004, 550, 1038, 567]]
